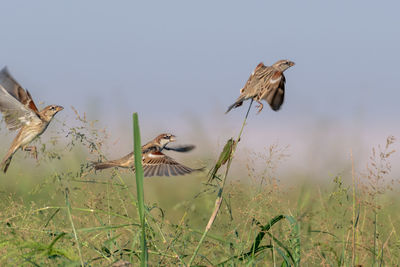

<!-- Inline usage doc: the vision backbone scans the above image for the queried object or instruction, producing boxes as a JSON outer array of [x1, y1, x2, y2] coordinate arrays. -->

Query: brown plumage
[[0, 67, 63, 173], [93, 133, 201, 177], [226, 59, 295, 113]]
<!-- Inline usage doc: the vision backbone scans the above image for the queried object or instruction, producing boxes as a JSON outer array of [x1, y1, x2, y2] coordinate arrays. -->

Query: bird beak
[[56, 106, 64, 112], [289, 61, 295, 67], [170, 135, 176, 142]]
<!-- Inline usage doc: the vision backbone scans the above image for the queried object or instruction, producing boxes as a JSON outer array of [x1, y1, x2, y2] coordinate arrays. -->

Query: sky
[[1, 1, 400, 176]]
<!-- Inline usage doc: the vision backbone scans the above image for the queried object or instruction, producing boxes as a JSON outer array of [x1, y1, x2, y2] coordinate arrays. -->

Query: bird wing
[[141, 151, 197, 177], [0, 67, 40, 115], [226, 64, 276, 113], [240, 63, 275, 98], [0, 85, 42, 131], [258, 71, 285, 111], [163, 144, 195, 152]]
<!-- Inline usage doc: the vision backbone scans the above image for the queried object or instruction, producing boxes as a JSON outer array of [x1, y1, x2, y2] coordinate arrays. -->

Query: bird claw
[[256, 102, 263, 114], [24, 146, 38, 160]]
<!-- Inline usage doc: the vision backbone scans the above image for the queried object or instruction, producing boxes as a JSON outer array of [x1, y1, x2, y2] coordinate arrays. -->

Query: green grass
[[0, 112, 399, 266], [132, 113, 148, 266]]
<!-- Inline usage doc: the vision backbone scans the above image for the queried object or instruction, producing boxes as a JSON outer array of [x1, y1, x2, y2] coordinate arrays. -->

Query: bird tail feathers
[[92, 161, 120, 170], [1, 151, 14, 174], [225, 96, 246, 114]]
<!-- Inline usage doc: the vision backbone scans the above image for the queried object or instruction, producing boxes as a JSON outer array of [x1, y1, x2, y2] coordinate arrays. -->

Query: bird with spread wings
[[226, 59, 295, 114], [93, 133, 202, 177], [0, 67, 63, 173]]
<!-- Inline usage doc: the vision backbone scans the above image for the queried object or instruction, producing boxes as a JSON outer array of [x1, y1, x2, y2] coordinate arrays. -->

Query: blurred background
[[0, 0, 399, 181]]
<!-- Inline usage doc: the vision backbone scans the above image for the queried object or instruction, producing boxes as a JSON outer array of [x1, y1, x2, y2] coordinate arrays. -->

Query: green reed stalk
[[133, 113, 148, 266], [188, 100, 253, 266]]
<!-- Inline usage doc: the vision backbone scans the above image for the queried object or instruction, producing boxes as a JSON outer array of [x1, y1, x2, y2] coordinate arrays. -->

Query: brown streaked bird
[[226, 59, 295, 114], [0, 67, 63, 173], [93, 133, 201, 177]]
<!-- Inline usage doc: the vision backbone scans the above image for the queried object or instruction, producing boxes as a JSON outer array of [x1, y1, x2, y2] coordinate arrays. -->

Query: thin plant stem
[[188, 99, 253, 266], [374, 209, 377, 266], [133, 113, 148, 266], [65, 188, 84, 267], [271, 240, 276, 267], [351, 150, 356, 266]]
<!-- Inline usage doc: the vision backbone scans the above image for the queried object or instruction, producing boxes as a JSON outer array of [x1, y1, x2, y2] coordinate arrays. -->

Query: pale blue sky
[[1, 0, 399, 136]]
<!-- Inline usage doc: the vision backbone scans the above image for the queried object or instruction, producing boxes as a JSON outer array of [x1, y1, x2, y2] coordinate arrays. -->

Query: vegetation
[[0, 109, 399, 266]]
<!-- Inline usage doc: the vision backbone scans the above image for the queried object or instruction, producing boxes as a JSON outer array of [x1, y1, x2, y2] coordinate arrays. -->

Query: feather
[[0, 67, 40, 115], [0, 85, 41, 131]]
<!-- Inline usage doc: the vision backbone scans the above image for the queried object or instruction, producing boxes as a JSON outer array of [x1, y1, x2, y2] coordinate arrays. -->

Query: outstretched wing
[[241, 63, 275, 98], [258, 71, 285, 111], [163, 144, 195, 153], [141, 151, 198, 177], [0, 85, 41, 131], [0, 67, 40, 115]]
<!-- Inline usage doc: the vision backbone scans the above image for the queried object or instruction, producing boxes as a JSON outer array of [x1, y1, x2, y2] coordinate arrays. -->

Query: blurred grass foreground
[[0, 110, 399, 266]]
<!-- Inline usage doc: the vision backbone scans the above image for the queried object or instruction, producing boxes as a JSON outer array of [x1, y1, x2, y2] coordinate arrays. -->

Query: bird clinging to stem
[[226, 59, 295, 114]]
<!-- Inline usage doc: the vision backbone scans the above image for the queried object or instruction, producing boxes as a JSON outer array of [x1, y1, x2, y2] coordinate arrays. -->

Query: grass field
[[0, 111, 399, 266]]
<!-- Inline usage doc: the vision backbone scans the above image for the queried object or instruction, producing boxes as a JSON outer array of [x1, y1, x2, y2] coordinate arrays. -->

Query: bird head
[[272, 59, 295, 72], [155, 133, 176, 148], [40, 105, 64, 121]]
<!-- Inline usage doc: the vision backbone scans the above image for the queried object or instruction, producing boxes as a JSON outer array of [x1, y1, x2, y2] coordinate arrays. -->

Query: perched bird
[[226, 59, 295, 114], [0, 67, 63, 173], [93, 133, 201, 177], [207, 138, 235, 183]]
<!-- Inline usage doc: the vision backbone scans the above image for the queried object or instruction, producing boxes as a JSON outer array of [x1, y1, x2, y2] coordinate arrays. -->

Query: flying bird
[[93, 133, 201, 177], [0, 67, 63, 173], [226, 59, 295, 114]]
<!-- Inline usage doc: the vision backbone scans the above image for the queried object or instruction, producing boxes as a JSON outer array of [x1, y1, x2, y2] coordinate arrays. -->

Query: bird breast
[[18, 122, 49, 147]]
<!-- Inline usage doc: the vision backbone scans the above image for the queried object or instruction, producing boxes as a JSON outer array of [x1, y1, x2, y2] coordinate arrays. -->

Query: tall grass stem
[[351, 150, 356, 266], [65, 188, 84, 266], [133, 113, 148, 266]]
